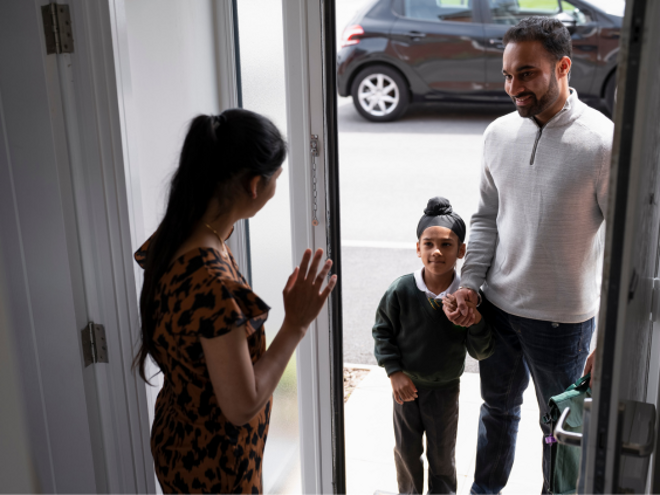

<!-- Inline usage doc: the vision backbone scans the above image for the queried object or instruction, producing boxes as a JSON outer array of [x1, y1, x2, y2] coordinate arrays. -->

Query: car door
[[390, 0, 487, 98], [481, 0, 600, 98]]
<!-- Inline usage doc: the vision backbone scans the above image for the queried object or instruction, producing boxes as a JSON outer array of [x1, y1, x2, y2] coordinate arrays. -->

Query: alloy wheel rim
[[357, 73, 399, 117]]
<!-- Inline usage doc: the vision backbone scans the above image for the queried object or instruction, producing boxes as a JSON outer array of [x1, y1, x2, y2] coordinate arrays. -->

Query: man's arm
[[596, 135, 612, 218], [584, 349, 596, 387], [460, 156, 499, 290], [447, 140, 500, 325], [587, 125, 613, 388]]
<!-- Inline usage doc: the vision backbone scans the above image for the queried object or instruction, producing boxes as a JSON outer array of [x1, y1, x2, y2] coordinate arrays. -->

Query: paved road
[[338, 98, 513, 371]]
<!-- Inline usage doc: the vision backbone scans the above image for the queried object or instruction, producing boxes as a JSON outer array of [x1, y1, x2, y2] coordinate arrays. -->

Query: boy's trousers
[[393, 384, 460, 494]]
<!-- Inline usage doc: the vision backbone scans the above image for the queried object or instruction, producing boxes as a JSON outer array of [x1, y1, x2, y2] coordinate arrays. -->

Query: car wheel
[[605, 70, 617, 117], [350, 65, 410, 122]]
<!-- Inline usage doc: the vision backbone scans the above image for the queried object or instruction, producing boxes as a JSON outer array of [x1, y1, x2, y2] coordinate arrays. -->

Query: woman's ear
[[458, 242, 466, 259], [247, 175, 261, 199], [416, 241, 421, 258]]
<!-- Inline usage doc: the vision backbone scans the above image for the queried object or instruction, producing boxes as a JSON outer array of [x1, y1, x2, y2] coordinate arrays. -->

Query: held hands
[[390, 372, 418, 405], [443, 288, 480, 326], [282, 248, 337, 335]]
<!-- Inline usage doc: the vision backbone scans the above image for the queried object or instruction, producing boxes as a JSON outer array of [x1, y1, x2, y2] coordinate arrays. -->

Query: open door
[[288, 0, 660, 492], [579, 0, 660, 492], [280, 1, 345, 492]]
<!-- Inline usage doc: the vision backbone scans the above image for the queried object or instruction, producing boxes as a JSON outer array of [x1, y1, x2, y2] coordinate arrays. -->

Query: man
[[444, 17, 612, 494]]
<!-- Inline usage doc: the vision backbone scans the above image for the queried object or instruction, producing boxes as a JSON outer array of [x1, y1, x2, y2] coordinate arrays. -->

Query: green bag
[[542, 373, 591, 495]]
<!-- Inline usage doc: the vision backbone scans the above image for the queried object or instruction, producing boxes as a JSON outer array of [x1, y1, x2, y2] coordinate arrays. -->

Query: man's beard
[[511, 72, 560, 119]]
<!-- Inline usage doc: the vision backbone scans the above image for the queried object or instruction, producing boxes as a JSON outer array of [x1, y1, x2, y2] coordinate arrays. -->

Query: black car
[[337, 0, 623, 122]]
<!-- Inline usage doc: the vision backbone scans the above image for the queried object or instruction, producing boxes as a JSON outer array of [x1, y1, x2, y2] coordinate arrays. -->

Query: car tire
[[350, 65, 410, 122], [604, 70, 617, 117]]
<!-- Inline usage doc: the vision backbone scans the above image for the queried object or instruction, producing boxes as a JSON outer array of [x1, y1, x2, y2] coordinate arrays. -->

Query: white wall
[[0, 246, 38, 493], [123, 0, 229, 422], [124, 0, 222, 239]]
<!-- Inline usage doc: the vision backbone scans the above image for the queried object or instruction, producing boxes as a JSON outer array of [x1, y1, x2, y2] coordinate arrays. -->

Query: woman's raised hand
[[282, 248, 337, 332]]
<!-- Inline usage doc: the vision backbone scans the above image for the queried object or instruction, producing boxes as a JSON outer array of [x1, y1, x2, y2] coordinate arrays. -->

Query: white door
[[288, 0, 660, 493], [108, 0, 338, 491], [279, 1, 346, 492], [0, 1, 153, 492], [581, 0, 660, 492]]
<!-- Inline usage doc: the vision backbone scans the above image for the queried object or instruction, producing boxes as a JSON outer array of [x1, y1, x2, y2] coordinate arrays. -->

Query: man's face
[[502, 41, 564, 119]]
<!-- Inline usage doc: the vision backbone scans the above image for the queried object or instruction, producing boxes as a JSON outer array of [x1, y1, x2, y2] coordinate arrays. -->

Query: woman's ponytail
[[134, 109, 286, 382]]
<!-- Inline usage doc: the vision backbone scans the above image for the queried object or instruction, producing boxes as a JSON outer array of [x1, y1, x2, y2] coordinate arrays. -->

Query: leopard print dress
[[135, 239, 272, 494]]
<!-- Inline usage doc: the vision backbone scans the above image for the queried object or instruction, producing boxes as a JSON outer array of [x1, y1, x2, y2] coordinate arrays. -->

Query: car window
[[403, 0, 474, 23], [487, 0, 591, 26], [582, 0, 624, 17]]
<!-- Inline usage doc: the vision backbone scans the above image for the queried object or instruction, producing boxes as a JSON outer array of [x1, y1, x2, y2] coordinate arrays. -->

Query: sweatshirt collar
[[414, 268, 461, 300], [530, 88, 582, 129]]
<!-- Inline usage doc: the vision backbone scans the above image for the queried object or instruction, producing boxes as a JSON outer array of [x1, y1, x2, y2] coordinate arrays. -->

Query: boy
[[372, 197, 494, 494]]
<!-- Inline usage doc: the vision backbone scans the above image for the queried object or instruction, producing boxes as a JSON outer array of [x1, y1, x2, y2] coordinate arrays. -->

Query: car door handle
[[406, 31, 426, 39]]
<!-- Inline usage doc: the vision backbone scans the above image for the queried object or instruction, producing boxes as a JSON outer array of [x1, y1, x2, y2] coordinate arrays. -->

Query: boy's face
[[416, 226, 465, 277]]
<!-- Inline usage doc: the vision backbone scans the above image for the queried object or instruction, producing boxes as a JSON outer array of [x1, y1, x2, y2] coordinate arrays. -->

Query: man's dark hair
[[503, 16, 572, 61]]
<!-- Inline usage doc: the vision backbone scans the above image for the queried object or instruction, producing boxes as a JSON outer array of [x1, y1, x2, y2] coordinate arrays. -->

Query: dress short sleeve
[[197, 278, 270, 339], [134, 237, 150, 269]]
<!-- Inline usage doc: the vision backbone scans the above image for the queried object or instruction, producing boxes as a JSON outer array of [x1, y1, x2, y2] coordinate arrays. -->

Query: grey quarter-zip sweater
[[460, 90, 614, 323]]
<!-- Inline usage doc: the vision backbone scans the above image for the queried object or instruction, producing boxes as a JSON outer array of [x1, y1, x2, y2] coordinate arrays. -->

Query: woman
[[134, 109, 336, 493]]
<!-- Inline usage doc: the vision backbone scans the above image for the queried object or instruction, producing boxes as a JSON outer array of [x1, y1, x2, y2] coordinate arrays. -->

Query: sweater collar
[[529, 88, 584, 130], [414, 268, 461, 300]]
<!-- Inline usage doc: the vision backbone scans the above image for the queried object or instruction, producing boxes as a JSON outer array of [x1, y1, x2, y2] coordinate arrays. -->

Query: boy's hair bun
[[424, 197, 453, 216], [416, 196, 466, 242]]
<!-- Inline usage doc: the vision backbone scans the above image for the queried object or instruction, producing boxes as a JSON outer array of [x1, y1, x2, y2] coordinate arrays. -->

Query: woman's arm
[[201, 248, 336, 426]]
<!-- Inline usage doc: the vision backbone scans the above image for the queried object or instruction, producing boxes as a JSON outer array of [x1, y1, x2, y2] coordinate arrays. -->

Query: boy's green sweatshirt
[[373, 273, 494, 390]]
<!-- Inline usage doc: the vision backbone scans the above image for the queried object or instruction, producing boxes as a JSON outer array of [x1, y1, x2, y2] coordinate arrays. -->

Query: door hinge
[[41, 3, 74, 55], [81, 322, 109, 367]]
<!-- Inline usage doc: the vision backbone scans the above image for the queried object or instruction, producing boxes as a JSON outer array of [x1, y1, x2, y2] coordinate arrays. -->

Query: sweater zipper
[[530, 127, 543, 165], [528, 105, 569, 165]]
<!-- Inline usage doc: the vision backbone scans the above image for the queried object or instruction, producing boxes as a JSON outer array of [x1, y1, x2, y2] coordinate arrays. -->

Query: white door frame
[[44, 0, 155, 491], [53, 1, 158, 490], [109, 1, 346, 492], [282, 1, 345, 492]]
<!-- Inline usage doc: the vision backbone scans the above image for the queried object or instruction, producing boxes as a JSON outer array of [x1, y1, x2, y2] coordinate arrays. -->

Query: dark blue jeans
[[470, 297, 594, 494]]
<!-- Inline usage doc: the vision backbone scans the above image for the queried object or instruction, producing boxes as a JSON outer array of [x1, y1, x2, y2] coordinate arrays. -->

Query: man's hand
[[584, 349, 596, 387], [390, 372, 418, 405], [444, 288, 479, 326], [442, 294, 481, 325]]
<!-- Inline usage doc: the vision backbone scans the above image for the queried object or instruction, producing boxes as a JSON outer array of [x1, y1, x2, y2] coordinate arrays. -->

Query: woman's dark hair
[[134, 109, 286, 382], [503, 16, 572, 61]]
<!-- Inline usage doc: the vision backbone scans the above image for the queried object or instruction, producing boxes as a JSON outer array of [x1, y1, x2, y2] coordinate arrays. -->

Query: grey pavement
[[344, 366, 544, 494]]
